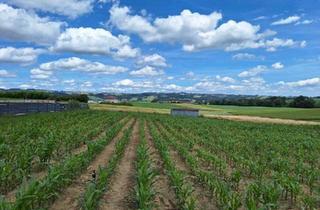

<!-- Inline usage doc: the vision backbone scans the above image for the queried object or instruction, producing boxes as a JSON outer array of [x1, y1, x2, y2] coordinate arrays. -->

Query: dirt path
[[5, 117, 129, 203], [155, 122, 218, 210], [49, 119, 134, 210], [207, 114, 320, 125], [99, 120, 140, 210], [145, 122, 178, 210]]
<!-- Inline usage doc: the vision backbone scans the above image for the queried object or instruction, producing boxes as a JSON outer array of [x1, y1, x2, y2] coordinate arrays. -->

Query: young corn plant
[[148, 121, 196, 210], [135, 120, 157, 210], [82, 122, 133, 210], [12, 118, 129, 210]]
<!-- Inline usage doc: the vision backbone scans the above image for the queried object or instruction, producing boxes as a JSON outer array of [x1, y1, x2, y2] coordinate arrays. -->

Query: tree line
[[206, 96, 318, 108], [0, 90, 89, 103]]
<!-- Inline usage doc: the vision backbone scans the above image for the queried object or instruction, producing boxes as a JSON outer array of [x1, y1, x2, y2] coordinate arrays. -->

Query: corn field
[[0, 110, 319, 209]]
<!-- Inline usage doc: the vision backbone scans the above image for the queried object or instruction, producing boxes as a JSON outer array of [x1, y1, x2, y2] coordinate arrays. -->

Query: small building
[[104, 96, 119, 103], [170, 108, 199, 117]]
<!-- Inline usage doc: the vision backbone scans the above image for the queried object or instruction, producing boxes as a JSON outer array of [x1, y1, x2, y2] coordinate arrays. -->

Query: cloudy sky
[[0, 0, 319, 96]]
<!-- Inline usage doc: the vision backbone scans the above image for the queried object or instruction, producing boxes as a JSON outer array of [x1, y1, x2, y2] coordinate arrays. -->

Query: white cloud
[[254, 16, 268, 21], [0, 69, 16, 78], [130, 66, 164, 77], [278, 77, 320, 87], [272, 62, 284, 69], [52, 27, 139, 58], [19, 84, 33, 89], [216, 75, 235, 83], [232, 53, 257, 60], [114, 45, 140, 59], [31, 57, 128, 79], [271, 16, 301, 25], [136, 54, 168, 67], [0, 47, 44, 64], [112, 79, 162, 90], [296, 20, 313, 25], [109, 5, 303, 52], [81, 81, 93, 88], [63, 79, 76, 86], [238, 65, 267, 78], [113, 79, 135, 87], [0, 3, 64, 45], [4, 0, 93, 19], [30, 68, 53, 79]]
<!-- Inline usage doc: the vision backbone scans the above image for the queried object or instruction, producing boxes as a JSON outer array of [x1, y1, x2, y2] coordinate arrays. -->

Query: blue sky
[[0, 0, 319, 96]]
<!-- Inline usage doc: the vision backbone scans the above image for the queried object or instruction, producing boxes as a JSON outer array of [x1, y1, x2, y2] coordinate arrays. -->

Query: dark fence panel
[[0, 102, 88, 116]]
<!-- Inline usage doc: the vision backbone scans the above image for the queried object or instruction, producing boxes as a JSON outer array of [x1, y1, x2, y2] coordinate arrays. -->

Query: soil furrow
[[145, 121, 178, 210], [4, 117, 129, 203], [49, 118, 134, 210], [156, 122, 218, 210], [99, 120, 140, 210]]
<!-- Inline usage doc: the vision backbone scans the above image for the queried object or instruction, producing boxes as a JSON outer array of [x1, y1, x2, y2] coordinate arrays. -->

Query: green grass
[[91, 102, 320, 122], [198, 105, 320, 121], [131, 102, 182, 109]]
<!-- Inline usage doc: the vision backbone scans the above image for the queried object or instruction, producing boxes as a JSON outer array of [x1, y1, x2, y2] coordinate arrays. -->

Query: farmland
[[1, 110, 320, 209], [91, 102, 320, 122]]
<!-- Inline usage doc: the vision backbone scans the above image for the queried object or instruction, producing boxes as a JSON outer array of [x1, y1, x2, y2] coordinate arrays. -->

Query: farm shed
[[170, 108, 199, 117]]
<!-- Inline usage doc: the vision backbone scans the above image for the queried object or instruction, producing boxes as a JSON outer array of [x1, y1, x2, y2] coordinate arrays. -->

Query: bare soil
[[145, 121, 178, 210], [207, 115, 320, 125], [49, 119, 134, 210], [99, 120, 140, 210]]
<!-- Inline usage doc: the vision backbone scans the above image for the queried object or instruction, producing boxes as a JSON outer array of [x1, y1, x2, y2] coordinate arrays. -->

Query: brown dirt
[[99, 120, 140, 210], [144, 121, 178, 210], [49, 119, 134, 210], [155, 122, 218, 210], [207, 115, 320, 125]]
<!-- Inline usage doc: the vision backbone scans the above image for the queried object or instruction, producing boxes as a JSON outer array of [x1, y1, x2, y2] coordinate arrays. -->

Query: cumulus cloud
[[113, 79, 135, 87], [278, 77, 320, 87], [0, 47, 44, 64], [52, 27, 139, 58], [272, 62, 284, 69], [4, 0, 93, 19], [130, 66, 164, 77], [0, 69, 16, 78], [272, 16, 300, 25], [109, 5, 303, 52], [31, 57, 128, 79], [238, 65, 267, 78], [216, 75, 236, 83], [0, 3, 64, 45], [238, 62, 284, 78], [136, 54, 168, 67], [30, 68, 53, 79], [111, 79, 184, 92]]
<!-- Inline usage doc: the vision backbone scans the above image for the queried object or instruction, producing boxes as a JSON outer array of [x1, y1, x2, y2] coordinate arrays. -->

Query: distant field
[[91, 102, 320, 122]]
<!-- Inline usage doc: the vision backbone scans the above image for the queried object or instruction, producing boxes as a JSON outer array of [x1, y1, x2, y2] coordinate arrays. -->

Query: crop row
[[81, 120, 134, 210], [0, 116, 129, 210], [0, 111, 125, 195]]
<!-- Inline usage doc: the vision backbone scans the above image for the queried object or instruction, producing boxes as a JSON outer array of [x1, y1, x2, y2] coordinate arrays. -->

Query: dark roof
[[171, 108, 199, 111]]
